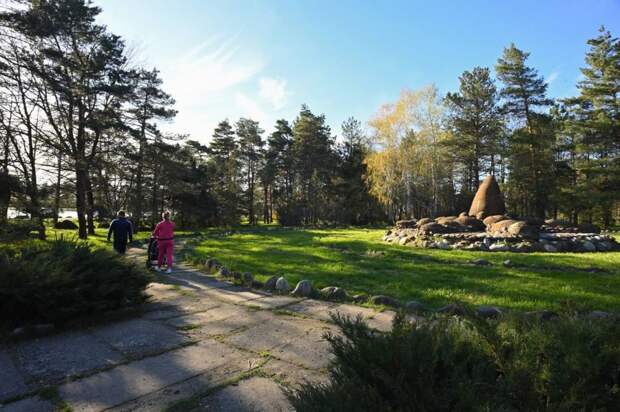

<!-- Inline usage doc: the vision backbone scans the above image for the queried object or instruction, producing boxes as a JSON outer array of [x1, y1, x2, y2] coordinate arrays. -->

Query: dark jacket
[[107, 217, 133, 243]]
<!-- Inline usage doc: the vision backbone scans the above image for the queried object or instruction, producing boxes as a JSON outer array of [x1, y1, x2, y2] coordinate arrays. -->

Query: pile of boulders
[[385, 175, 618, 253], [384, 215, 619, 253]]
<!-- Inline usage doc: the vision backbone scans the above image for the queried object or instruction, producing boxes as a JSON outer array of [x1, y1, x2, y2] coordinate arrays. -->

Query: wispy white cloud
[[234, 92, 267, 122], [158, 36, 265, 140], [259, 77, 289, 110], [546, 71, 559, 84]]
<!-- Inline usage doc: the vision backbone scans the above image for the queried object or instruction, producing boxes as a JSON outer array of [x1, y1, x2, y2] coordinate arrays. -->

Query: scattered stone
[[320, 286, 347, 301], [471, 258, 490, 266], [489, 243, 510, 251], [503, 259, 513, 267], [351, 294, 368, 303], [543, 244, 558, 253], [477, 306, 502, 318], [275, 277, 290, 293], [436, 303, 465, 316], [231, 271, 242, 281], [251, 280, 264, 289], [242, 272, 254, 285], [292, 280, 313, 297], [588, 311, 611, 319], [218, 266, 230, 277], [264, 276, 278, 291], [527, 309, 559, 321], [582, 240, 597, 252], [369, 295, 401, 307], [404, 300, 426, 313]]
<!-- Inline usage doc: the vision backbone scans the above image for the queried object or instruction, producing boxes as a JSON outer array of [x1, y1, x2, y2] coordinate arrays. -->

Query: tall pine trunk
[[75, 162, 88, 239], [86, 174, 95, 235]]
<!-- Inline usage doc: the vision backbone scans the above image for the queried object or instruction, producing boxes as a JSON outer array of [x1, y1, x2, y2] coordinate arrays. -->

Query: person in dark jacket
[[107, 210, 133, 254]]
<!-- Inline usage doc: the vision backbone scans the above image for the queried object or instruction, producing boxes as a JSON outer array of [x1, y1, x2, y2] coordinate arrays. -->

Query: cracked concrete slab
[[270, 322, 339, 370], [285, 299, 339, 321], [106, 361, 263, 412], [59, 340, 258, 412], [0, 350, 28, 402], [91, 319, 190, 358], [14, 331, 124, 383], [179, 308, 276, 338], [1, 396, 54, 412], [225, 316, 333, 357], [261, 359, 329, 388], [194, 377, 293, 412], [241, 295, 302, 310]]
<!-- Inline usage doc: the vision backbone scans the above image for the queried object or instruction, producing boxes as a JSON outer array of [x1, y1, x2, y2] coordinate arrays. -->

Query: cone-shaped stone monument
[[468, 175, 505, 217]]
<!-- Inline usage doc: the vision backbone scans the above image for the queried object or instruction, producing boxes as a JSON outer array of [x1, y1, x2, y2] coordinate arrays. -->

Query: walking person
[[152, 211, 175, 273], [107, 210, 133, 254]]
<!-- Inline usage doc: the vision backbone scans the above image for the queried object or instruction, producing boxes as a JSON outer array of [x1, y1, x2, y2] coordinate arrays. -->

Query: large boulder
[[506, 220, 540, 239], [395, 219, 417, 229], [483, 214, 508, 227], [435, 216, 457, 225], [468, 175, 506, 217], [456, 216, 485, 231], [419, 222, 454, 234], [416, 217, 433, 227], [577, 222, 600, 234]]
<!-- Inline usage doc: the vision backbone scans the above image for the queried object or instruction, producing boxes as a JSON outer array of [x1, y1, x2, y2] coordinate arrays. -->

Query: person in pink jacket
[[152, 211, 175, 273]]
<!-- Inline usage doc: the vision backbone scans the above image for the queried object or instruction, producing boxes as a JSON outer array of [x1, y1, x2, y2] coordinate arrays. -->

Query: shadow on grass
[[187, 228, 620, 312]]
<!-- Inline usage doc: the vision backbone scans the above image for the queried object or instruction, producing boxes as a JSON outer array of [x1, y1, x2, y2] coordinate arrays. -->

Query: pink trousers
[[157, 240, 174, 268]]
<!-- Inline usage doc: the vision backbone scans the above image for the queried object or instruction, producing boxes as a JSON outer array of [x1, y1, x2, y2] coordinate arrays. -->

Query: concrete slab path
[[1, 243, 398, 411]]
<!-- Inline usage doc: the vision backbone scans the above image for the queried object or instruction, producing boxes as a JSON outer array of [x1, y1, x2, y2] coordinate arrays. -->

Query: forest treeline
[[1, 1, 618, 240]]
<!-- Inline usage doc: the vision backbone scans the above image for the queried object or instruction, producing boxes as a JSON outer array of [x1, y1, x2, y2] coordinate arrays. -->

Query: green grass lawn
[[188, 227, 620, 312]]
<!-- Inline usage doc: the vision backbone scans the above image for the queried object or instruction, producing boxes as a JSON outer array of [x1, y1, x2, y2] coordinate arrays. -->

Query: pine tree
[[445, 67, 503, 198], [496, 44, 555, 217], [562, 27, 620, 227], [236, 118, 264, 225], [209, 120, 241, 224]]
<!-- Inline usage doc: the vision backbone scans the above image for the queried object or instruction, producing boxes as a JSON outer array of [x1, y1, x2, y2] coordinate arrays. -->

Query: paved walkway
[[1, 244, 398, 412]]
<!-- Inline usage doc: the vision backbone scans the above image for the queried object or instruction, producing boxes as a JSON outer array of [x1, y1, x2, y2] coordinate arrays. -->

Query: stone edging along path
[[0, 243, 403, 412]]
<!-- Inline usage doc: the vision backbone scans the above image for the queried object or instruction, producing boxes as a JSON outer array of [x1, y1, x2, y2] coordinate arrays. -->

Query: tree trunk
[[75, 163, 88, 239], [53, 151, 62, 225], [86, 174, 95, 235]]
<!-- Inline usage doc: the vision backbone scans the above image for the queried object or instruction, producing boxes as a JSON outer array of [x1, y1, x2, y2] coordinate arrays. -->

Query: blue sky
[[96, 0, 620, 142]]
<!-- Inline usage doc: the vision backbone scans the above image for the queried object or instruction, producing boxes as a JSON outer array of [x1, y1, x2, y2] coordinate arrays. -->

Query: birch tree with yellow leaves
[[366, 85, 455, 221]]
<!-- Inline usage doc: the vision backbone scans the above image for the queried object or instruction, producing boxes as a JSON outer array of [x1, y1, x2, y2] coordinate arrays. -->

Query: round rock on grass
[[242, 272, 254, 285], [264, 276, 278, 291], [321, 286, 347, 301], [477, 306, 503, 319], [405, 300, 426, 313], [275, 277, 290, 293], [436, 303, 466, 316], [370, 295, 401, 308], [587, 311, 611, 319], [292, 280, 313, 297], [502, 259, 513, 267], [352, 294, 368, 303]]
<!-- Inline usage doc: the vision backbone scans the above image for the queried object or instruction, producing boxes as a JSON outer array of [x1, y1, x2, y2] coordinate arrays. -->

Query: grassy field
[[188, 227, 620, 312]]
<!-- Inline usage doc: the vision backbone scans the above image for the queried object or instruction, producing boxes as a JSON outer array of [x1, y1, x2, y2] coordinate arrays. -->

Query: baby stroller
[[146, 237, 161, 268]]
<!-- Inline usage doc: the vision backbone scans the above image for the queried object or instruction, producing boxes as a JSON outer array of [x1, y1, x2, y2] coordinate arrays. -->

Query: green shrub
[[0, 220, 40, 240], [54, 219, 78, 229], [290, 313, 620, 412], [0, 239, 152, 328]]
